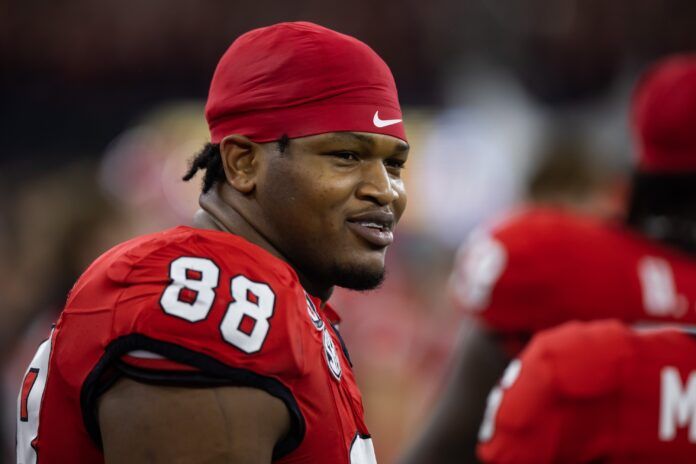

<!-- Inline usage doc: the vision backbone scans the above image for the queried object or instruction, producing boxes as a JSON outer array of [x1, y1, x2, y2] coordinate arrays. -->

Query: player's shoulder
[[65, 226, 307, 332], [523, 320, 635, 397], [450, 208, 614, 316], [488, 206, 616, 254], [64, 226, 315, 378], [530, 318, 632, 354], [451, 207, 612, 292], [450, 207, 651, 330], [529, 319, 696, 365], [114, 226, 296, 282], [76, 226, 298, 290], [487, 206, 694, 266], [628, 324, 696, 363], [491, 205, 580, 234]]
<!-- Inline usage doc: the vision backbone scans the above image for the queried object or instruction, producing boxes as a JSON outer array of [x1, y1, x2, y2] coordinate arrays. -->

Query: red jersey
[[478, 320, 696, 463], [16, 226, 376, 464], [450, 207, 696, 354]]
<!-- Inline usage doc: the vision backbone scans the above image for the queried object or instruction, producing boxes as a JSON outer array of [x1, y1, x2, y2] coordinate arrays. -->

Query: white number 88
[[160, 257, 274, 354]]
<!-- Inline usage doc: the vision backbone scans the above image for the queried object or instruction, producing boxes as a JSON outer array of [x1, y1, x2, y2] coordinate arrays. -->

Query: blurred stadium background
[[2, 1, 696, 462]]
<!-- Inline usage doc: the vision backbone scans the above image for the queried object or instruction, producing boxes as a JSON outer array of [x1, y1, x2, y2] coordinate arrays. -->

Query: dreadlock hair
[[183, 134, 291, 193], [182, 143, 224, 193]]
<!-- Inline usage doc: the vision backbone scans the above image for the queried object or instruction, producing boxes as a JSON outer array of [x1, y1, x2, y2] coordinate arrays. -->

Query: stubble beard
[[285, 234, 388, 292], [328, 261, 386, 291]]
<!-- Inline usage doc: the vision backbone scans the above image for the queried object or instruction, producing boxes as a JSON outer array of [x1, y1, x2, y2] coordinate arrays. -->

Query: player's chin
[[331, 257, 386, 291]]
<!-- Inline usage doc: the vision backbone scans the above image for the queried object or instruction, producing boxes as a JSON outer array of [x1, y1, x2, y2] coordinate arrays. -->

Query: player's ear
[[219, 134, 259, 194]]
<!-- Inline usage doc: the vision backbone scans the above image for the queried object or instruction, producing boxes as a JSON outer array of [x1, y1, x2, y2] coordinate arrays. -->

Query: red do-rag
[[205, 22, 406, 144], [632, 54, 696, 173]]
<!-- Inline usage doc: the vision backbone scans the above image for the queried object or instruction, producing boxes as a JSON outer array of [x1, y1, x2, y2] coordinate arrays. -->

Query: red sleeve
[[477, 320, 633, 464]]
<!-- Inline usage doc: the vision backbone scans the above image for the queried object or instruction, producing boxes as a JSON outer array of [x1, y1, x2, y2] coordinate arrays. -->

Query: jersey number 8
[[160, 257, 275, 354]]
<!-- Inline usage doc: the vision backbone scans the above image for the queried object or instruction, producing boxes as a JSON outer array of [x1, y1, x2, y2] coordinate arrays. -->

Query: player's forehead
[[290, 131, 410, 154]]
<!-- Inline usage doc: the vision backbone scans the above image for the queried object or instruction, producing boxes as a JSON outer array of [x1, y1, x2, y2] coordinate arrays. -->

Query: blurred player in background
[[16, 22, 408, 463], [479, 320, 696, 463], [401, 54, 696, 463]]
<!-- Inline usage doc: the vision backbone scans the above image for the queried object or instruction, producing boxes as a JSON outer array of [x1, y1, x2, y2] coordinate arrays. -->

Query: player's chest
[[283, 300, 373, 463], [300, 303, 367, 429]]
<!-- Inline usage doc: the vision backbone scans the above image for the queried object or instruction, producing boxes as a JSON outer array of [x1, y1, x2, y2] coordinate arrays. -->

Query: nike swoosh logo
[[373, 111, 402, 128]]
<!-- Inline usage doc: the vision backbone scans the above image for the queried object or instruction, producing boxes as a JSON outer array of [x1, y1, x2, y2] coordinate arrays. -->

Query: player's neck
[[627, 215, 696, 255], [193, 191, 286, 260], [193, 189, 334, 305]]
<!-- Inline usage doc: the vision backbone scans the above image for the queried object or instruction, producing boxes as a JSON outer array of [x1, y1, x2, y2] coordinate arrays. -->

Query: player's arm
[[400, 319, 510, 464], [99, 377, 290, 464]]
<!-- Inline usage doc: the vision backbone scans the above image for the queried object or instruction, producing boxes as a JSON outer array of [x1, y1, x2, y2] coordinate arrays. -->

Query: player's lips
[[345, 210, 395, 247]]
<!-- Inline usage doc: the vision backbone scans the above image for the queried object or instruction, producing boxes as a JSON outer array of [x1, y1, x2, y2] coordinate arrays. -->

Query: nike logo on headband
[[373, 111, 402, 128]]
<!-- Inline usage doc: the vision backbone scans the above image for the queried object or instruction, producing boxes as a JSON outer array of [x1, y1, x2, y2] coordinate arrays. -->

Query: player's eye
[[328, 151, 360, 162], [384, 158, 406, 170], [384, 158, 406, 176]]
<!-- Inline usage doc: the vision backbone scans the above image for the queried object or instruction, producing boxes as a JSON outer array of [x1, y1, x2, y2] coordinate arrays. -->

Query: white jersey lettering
[[659, 366, 696, 442]]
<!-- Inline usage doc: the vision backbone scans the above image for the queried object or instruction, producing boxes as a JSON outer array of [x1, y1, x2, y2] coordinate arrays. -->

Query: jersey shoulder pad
[[104, 227, 299, 287], [527, 319, 633, 398], [451, 207, 623, 333], [101, 227, 312, 379], [478, 320, 632, 463]]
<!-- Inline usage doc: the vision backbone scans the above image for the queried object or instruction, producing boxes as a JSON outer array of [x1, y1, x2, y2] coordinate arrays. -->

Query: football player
[[401, 55, 696, 463], [479, 320, 696, 463], [16, 22, 409, 464]]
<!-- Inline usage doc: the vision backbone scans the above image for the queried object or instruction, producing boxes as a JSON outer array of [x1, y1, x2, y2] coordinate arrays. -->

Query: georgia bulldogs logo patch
[[323, 328, 342, 381], [305, 294, 324, 330]]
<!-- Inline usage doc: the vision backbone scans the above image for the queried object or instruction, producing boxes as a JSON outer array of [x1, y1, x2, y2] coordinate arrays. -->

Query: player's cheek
[[393, 181, 407, 221]]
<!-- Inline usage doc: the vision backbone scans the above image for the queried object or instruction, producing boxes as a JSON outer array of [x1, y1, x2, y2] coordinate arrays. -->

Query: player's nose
[[356, 161, 399, 206]]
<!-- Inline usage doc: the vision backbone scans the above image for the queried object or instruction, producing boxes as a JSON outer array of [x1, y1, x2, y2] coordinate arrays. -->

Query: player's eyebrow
[[329, 132, 410, 152], [392, 141, 410, 153], [326, 132, 375, 146]]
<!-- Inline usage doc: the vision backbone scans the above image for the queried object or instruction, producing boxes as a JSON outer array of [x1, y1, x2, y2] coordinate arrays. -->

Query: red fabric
[[205, 21, 406, 143], [20, 227, 371, 463], [450, 207, 696, 356], [478, 320, 696, 463], [632, 54, 696, 173]]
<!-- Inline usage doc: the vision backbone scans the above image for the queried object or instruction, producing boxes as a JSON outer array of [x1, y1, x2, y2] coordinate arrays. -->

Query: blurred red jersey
[[16, 226, 376, 464], [450, 207, 696, 354], [478, 320, 696, 463]]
